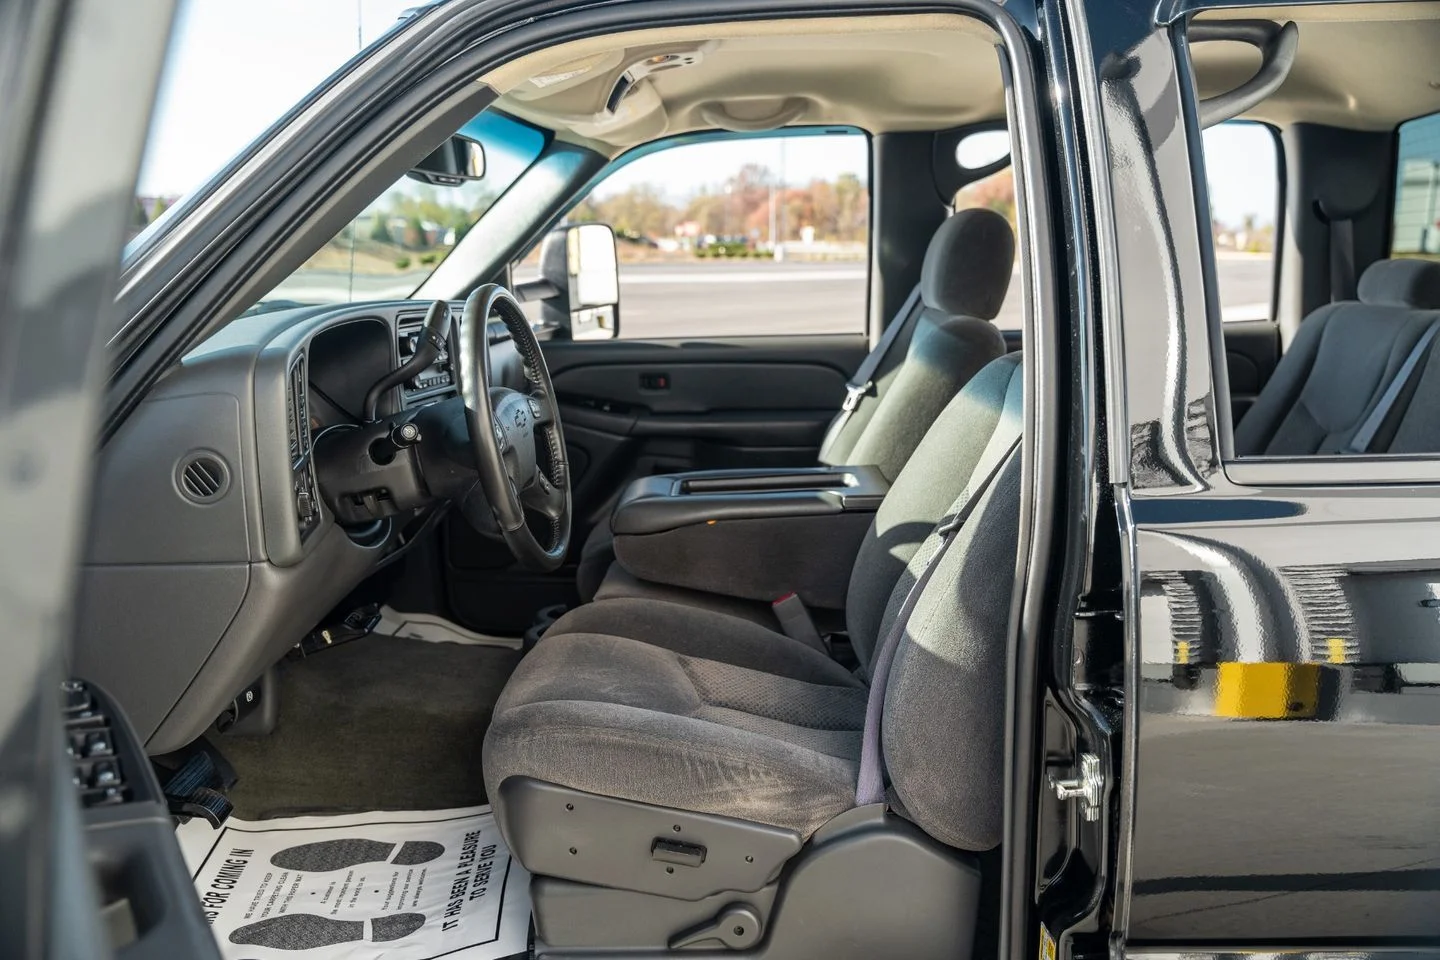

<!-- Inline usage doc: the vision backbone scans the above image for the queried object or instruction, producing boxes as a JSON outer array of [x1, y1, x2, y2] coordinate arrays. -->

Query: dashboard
[[73, 301, 524, 755]]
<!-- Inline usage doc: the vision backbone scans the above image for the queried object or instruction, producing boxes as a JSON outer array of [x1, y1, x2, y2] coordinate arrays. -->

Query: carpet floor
[[217, 636, 521, 819]]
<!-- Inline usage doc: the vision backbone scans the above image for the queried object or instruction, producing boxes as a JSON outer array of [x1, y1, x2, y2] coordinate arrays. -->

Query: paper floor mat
[[178, 806, 530, 960]]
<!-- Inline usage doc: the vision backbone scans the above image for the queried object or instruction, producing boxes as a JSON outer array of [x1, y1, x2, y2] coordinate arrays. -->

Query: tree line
[[568, 162, 868, 245]]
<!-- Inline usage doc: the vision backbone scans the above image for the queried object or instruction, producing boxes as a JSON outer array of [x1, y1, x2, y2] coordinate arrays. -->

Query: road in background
[[277, 253, 1273, 336], [613, 253, 1273, 339]]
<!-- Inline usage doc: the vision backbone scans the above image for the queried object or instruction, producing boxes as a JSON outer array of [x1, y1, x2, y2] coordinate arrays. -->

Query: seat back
[[819, 208, 1013, 480], [845, 353, 1022, 667], [840, 353, 1023, 850], [1235, 259, 1440, 456]]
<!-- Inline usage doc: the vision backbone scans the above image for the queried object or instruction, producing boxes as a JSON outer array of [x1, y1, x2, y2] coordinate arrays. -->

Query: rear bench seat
[[1235, 259, 1440, 456]]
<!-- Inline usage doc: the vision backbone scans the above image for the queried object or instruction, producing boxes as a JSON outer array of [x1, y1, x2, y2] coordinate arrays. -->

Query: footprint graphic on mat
[[229, 913, 426, 949], [269, 838, 444, 872]]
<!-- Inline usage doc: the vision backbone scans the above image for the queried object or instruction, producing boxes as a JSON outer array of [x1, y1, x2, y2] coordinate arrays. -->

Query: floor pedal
[[160, 744, 237, 827]]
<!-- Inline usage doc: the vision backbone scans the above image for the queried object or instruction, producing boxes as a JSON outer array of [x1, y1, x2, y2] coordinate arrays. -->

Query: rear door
[[1091, 5, 1440, 954], [445, 129, 873, 628]]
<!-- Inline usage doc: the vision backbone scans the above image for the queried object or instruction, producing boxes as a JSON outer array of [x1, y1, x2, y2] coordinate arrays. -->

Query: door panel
[[441, 334, 868, 633], [1221, 319, 1280, 424], [546, 334, 865, 523]]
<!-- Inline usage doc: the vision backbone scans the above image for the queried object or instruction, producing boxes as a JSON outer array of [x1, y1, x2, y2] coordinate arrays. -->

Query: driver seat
[[483, 354, 1023, 957]]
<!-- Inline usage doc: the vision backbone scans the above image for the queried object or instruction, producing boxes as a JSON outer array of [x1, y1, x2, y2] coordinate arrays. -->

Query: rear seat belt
[[1346, 320, 1440, 454], [855, 437, 1020, 806], [820, 285, 923, 452], [1327, 214, 1357, 303], [1315, 197, 1359, 303]]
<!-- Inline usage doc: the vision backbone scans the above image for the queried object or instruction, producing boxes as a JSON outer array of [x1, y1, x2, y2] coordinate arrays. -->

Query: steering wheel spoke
[[520, 471, 567, 520]]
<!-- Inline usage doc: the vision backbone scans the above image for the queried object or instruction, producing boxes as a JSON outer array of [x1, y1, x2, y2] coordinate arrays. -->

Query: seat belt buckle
[[840, 380, 873, 414], [771, 593, 829, 655]]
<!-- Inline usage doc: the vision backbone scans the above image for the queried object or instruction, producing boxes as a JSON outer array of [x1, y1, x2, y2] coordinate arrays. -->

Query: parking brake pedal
[[161, 748, 235, 827], [669, 903, 763, 950]]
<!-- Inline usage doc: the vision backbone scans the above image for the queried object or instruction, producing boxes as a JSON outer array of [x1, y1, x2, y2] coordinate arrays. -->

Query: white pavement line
[[621, 269, 866, 284], [1221, 302, 1271, 322]]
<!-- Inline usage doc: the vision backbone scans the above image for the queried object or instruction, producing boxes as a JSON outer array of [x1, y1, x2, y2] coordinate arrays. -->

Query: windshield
[[246, 111, 546, 315]]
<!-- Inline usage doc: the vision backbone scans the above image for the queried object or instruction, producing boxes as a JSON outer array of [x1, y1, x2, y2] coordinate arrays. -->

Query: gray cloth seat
[[1236, 259, 1440, 455], [486, 353, 1025, 849], [574, 208, 1014, 603]]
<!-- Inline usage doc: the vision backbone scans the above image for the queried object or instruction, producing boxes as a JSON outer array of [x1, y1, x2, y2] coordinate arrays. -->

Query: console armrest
[[609, 466, 889, 610]]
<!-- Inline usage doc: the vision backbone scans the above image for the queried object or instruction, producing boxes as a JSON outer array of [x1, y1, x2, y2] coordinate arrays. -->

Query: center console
[[608, 465, 889, 612]]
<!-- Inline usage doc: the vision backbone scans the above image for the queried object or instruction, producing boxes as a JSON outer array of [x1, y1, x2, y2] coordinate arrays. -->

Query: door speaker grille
[[177, 453, 229, 504]]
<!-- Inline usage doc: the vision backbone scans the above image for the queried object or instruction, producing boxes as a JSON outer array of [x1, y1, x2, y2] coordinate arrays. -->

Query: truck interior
[[72, 2, 1440, 957]]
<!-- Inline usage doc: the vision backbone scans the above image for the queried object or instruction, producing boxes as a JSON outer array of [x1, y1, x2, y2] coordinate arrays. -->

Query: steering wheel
[[456, 284, 571, 570]]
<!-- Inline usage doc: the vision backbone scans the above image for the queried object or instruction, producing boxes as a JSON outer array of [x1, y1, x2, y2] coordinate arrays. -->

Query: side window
[[1392, 111, 1440, 256], [1198, 123, 1278, 322], [518, 130, 869, 339], [1201, 122, 1281, 322]]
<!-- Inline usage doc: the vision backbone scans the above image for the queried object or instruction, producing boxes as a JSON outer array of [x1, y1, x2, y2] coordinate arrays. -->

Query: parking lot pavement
[[613, 254, 1274, 339]]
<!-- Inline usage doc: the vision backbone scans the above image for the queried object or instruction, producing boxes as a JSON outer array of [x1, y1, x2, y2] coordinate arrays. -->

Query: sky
[[137, 0, 418, 196], [137, 0, 1279, 232], [1202, 123, 1279, 229]]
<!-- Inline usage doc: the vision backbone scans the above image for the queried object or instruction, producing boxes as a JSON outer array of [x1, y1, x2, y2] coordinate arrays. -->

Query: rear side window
[[1392, 111, 1440, 256], [1201, 122, 1280, 322]]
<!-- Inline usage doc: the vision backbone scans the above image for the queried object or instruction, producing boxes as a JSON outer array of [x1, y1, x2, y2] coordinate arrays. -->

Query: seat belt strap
[[771, 593, 828, 655], [854, 438, 1020, 806], [819, 285, 923, 456], [1328, 215, 1356, 303], [1347, 320, 1440, 454]]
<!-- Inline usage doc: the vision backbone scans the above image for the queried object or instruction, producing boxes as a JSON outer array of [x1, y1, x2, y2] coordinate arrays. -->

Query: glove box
[[609, 465, 889, 611]]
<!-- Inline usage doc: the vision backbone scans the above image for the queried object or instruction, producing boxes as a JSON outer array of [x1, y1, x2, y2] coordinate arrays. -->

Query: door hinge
[[1049, 753, 1104, 821]]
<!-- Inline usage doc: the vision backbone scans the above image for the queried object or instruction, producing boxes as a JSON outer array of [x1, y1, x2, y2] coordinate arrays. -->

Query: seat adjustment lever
[[669, 902, 763, 950]]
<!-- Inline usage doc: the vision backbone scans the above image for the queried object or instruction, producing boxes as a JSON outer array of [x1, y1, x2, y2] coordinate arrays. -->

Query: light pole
[[1425, 160, 1440, 254]]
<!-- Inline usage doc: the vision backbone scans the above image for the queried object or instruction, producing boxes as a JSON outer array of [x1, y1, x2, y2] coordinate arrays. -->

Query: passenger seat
[[576, 208, 1016, 601], [1235, 259, 1440, 455]]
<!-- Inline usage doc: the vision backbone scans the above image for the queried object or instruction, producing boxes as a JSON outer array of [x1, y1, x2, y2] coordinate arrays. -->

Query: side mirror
[[523, 222, 620, 340], [407, 134, 486, 187]]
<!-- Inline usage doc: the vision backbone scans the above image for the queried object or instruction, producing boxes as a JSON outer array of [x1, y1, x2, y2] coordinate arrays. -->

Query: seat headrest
[[920, 208, 1015, 321], [1357, 259, 1440, 309]]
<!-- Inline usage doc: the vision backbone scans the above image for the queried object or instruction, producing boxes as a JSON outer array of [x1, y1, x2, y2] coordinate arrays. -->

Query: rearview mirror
[[520, 222, 620, 340], [407, 134, 486, 187]]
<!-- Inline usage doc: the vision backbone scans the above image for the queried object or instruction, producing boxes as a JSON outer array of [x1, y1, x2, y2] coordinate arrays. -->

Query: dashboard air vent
[[177, 453, 229, 504]]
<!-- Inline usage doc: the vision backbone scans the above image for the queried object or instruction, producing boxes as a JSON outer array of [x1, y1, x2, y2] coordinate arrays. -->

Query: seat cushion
[[593, 563, 781, 629], [483, 629, 867, 837], [543, 596, 858, 687]]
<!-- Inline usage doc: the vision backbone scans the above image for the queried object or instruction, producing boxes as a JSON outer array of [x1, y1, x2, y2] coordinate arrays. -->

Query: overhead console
[[608, 465, 889, 612]]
